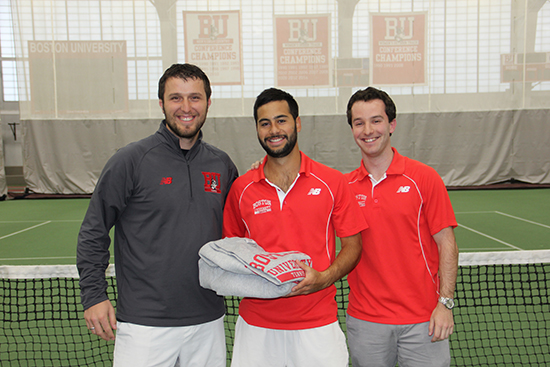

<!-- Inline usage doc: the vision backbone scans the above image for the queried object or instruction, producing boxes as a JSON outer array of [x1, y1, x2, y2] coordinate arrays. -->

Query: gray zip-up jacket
[[77, 122, 238, 327]]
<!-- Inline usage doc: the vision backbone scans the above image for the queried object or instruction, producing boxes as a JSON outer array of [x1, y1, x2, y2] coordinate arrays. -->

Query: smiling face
[[350, 99, 396, 161], [159, 76, 211, 149], [256, 100, 301, 158]]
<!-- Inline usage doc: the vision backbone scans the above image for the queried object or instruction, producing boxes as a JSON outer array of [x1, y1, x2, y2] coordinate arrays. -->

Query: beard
[[258, 127, 298, 158], [163, 106, 207, 140]]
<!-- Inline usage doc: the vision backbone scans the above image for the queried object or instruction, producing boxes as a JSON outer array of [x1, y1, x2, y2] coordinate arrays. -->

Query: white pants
[[230, 316, 349, 367], [113, 316, 226, 367]]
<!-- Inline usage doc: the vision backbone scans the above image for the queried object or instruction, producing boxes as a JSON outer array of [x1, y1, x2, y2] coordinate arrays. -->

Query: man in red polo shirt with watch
[[344, 87, 459, 367], [223, 88, 367, 367]]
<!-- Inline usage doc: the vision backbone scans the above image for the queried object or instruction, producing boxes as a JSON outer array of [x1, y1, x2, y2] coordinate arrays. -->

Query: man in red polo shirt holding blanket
[[223, 88, 367, 367]]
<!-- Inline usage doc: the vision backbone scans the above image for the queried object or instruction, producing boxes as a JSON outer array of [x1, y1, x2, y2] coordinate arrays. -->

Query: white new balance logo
[[396, 186, 411, 193], [308, 188, 322, 195]]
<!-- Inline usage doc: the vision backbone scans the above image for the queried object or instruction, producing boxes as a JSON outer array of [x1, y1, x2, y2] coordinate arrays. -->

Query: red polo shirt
[[345, 148, 457, 324], [223, 152, 367, 329]]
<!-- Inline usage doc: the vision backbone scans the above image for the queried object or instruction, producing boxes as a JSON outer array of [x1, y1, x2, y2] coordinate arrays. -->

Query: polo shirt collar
[[358, 147, 405, 180], [252, 151, 309, 183], [386, 148, 405, 175]]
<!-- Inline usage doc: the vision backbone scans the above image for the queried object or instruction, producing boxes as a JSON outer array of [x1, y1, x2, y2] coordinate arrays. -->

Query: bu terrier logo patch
[[202, 172, 222, 194], [355, 194, 367, 207]]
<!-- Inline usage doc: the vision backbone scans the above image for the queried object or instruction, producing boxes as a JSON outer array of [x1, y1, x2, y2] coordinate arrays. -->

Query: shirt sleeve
[[421, 168, 458, 236], [331, 173, 369, 238], [76, 149, 134, 310]]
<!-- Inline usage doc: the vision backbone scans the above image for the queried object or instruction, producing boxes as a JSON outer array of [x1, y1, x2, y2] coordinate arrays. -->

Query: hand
[[248, 158, 263, 171], [84, 299, 117, 341], [286, 260, 332, 297], [428, 302, 454, 342]]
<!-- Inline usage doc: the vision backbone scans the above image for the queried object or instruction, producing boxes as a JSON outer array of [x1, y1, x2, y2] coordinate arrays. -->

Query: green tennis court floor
[[1, 188, 549, 367], [0, 188, 549, 266]]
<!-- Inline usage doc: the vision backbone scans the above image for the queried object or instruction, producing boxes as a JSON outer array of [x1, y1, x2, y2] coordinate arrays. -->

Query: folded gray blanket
[[198, 237, 312, 298]]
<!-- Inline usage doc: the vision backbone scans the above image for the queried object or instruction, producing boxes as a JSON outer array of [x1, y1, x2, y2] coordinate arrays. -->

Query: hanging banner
[[183, 10, 243, 85], [28, 40, 128, 115], [501, 52, 550, 83], [275, 14, 331, 87], [370, 12, 427, 85]]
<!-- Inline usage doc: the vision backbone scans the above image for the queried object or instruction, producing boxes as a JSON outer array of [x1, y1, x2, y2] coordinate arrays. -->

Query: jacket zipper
[[187, 162, 193, 198]]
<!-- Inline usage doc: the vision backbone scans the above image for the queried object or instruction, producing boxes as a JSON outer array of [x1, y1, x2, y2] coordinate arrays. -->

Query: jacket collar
[[159, 120, 204, 157]]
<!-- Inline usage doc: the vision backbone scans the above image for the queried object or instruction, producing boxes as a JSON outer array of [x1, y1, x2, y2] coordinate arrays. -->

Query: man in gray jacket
[[77, 63, 238, 367]]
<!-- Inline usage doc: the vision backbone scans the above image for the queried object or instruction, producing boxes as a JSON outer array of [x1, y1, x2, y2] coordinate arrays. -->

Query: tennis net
[[1, 250, 549, 366]]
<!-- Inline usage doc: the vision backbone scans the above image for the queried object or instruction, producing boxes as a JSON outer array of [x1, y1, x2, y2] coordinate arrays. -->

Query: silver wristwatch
[[438, 297, 455, 310]]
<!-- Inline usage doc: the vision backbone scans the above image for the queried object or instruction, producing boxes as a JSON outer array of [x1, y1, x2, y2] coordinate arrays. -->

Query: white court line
[[0, 256, 75, 261], [454, 211, 496, 214], [0, 255, 114, 261], [456, 223, 524, 251], [0, 221, 51, 240], [455, 210, 550, 229], [459, 247, 515, 252], [0, 220, 82, 223], [495, 211, 550, 229]]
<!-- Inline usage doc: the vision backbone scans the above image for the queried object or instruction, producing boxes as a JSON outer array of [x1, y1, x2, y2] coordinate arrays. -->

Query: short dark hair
[[253, 88, 299, 122], [158, 63, 212, 101], [346, 87, 396, 126]]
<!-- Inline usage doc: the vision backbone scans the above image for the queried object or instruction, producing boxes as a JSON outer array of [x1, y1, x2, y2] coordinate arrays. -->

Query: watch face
[[440, 297, 455, 309]]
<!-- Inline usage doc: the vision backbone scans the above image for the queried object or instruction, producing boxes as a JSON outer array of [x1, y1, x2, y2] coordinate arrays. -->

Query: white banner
[[370, 12, 427, 85], [184, 10, 243, 85], [274, 14, 331, 87]]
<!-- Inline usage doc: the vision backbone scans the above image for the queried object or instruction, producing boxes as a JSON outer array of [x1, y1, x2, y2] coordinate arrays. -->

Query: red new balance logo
[[160, 177, 172, 185]]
